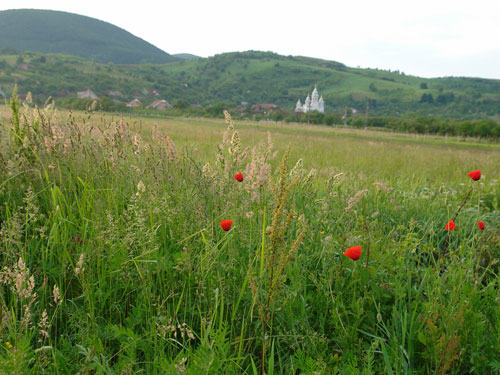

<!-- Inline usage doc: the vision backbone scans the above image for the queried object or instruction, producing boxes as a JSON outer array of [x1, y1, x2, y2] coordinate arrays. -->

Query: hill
[[1, 50, 500, 119], [0, 9, 178, 64], [173, 53, 202, 60], [157, 51, 500, 118]]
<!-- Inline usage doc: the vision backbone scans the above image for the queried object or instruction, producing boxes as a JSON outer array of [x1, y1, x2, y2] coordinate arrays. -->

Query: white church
[[295, 86, 324, 113]]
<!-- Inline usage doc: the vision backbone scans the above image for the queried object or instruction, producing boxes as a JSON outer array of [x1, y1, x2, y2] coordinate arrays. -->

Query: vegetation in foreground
[[0, 98, 499, 374]]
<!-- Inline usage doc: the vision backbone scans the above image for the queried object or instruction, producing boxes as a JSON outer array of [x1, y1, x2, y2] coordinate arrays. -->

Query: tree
[[308, 111, 324, 124], [173, 99, 191, 110], [436, 92, 455, 105], [271, 111, 284, 122], [204, 102, 226, 117], [324, 115, 338, 126], [420, 93, 434, 104], [420, 82, 428, 89]]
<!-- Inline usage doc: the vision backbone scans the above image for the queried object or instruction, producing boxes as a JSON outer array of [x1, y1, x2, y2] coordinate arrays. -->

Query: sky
[[2, 0, 500, 79]]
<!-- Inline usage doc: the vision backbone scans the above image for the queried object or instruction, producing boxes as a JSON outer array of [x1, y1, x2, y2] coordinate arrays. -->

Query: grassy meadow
[[0, 101, 499, 374]]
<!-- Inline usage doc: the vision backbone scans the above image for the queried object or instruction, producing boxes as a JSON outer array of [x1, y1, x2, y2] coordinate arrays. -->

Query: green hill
[[1, 50, 500, 119], [0, 9, 178, 64], [173, 53, 202, 60]]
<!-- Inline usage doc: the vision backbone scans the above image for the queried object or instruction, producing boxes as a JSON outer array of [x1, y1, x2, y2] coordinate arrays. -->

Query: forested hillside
[[0, 9, 177, 64], [1, 50, 500, 119]]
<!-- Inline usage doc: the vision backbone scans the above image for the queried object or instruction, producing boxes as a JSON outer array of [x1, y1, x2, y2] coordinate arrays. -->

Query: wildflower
[[477, 221, 485, 230], [234, 172, 244, 182], [467, 170, 481, 181], [344, 245, 362, 260], [5, 341, 12, 349], [220, 220, 233, 231], [73, 235, 83, 244], [320, 231, 325, 235], [445, 220, 456, 230]]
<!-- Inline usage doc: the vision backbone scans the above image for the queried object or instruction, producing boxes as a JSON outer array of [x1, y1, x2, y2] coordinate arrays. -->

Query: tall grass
[[0, 98, 499, 374]]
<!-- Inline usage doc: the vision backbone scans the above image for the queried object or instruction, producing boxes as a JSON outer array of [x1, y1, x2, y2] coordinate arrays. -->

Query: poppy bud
[[467, 170, 481, 181], [220, 220, 233, 231], [234, 172, 244, 182], [445, 220, 456, 230], [343, 245, 361, 260], [477, 221, 485, 230]]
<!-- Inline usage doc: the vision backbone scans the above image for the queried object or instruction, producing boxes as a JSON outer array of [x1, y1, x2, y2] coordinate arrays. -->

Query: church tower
[[304, 95, 311, 112], [310, 86, 320, 111], [296, 87, 324, 113], [295, 99, 303, 112]]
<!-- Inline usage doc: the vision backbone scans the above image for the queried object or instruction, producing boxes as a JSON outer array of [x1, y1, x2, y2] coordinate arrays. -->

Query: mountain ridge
[[0, 9, 178, 64]]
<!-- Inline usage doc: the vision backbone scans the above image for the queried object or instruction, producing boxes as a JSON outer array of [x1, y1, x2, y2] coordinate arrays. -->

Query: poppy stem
[[475, 233, 485, 281], [441, 232, 451, 258], [441, 187, 473, 258], [363, 219, 371, 268], [451, 187, 473, 223]]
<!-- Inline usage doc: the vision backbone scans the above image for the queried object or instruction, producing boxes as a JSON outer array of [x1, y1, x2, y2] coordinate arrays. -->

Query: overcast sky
[[2, 0, 500, 78]]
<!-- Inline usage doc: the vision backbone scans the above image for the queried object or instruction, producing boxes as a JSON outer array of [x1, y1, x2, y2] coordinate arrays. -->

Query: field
[[0, 101, 499, 374]]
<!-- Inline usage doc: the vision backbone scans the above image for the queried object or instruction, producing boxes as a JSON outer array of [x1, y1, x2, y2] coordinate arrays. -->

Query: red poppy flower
[[445, 220, 456, 230], [343, 245, 362, 260], [477, 221, 485, 230], [467, 170, 481, 181], [220, 220, 233, 231], [234, 172, 244, 182]]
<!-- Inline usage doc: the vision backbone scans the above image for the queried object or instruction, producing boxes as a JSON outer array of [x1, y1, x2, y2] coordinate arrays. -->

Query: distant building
[[251, 104, 279, 114], [295, 86, 324, 113], [149, 89, 160, 97], [107, 90, 123, 97], [146, 99, 172, 110], [77, 89, 99, 100], [126, 99, 142, 108]]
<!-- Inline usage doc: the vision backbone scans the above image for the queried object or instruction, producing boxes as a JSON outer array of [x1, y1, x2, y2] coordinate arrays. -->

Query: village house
[[146, 99, 172, 110], [148, 89, 160, 97], [251, 103, 280, 114], [107, 90, 123, 97], [77, 88, 99, 99], [126, 99, 142, 108]]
